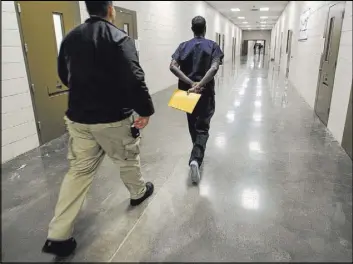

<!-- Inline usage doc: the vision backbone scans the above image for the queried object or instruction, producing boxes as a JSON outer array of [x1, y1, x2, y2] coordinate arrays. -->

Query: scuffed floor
[[1, 55, 352, 262]]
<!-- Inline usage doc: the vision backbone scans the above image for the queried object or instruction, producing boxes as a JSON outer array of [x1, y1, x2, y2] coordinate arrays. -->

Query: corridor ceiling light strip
[[231, 8, 240, 12], [260, 21, 267, 24], [260, 16, 268, 19], [242, 21, 248, 24], [238, 17, 245, 19], [260, 7, 269, 11]]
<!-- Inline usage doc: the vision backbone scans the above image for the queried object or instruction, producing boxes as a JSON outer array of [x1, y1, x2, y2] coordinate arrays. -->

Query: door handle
[[56, 82, 62, 89]]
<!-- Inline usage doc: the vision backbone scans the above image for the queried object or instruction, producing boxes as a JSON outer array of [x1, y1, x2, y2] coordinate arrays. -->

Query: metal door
[[242, 40, 248, 56], [342, 83, 352, 159], [273, 34, 277, 60], [285, 30, 293, 78], [232, 37, 236, 63], [222, 34, 225, 52], [263, 40, 266, 55], [315, 2, 345, 125], [278, 32, 284, 70], [16, 1, 80, 144], [114, 6, 138, 40]]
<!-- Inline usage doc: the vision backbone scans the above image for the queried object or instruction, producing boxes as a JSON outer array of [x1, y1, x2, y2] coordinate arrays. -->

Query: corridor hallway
[[2, 56, 352, 262]]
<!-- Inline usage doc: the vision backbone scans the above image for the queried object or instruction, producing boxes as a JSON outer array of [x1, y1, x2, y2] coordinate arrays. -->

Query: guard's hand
[[134, 116, 150, 129], [188, 83, 203, 94]]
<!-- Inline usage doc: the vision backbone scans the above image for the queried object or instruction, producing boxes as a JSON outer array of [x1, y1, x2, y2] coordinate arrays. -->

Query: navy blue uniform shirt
[[172, 37, 224, 95]]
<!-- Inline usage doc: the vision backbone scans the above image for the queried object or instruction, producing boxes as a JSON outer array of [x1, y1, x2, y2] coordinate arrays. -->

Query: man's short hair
[[192, 16, 206, 35], [85, 1, 112, 17]]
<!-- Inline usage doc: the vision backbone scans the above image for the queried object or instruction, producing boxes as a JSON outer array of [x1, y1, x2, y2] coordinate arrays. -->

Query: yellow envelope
[[168, 89, 201, 114]]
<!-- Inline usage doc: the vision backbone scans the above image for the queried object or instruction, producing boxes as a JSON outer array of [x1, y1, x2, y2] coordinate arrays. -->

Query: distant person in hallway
[[259, 44, 263, 54], [42, 1, 155, 258], [253, 43, 257, 55], [169, 16, 224, 184]]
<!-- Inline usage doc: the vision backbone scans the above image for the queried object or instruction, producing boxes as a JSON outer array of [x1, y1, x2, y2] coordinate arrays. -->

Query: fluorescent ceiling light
[[231, 8, 240, 12], [260, 16, 268, 19], [238, 17, 245, 19], [260, 7, 269, 11], [260, 21, 266, 24], [242, 21, 248, 24]]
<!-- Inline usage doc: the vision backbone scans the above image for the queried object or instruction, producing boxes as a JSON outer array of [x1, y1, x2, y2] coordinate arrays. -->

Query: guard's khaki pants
[[48, 116, 146, 240]]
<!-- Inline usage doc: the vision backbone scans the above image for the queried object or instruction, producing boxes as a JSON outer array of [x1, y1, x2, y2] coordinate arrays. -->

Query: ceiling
[[206, 1, 288, 31]]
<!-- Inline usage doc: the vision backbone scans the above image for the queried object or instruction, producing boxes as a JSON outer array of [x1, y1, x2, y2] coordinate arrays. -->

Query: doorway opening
[[247, 40, 266, 57]]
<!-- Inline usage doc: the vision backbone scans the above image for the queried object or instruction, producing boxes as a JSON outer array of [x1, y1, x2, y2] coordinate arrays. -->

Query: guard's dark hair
[[85, 1, 112, 17], [191, 16, 206, 35]]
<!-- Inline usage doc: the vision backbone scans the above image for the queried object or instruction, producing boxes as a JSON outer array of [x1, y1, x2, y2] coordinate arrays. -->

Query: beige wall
[[1, 1, 241, 163], [271, 1, 352, 144]]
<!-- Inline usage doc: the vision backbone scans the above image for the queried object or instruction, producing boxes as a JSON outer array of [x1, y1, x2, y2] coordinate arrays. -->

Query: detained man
[[169, 16, 224, 184], [42, 1, 155, 257]]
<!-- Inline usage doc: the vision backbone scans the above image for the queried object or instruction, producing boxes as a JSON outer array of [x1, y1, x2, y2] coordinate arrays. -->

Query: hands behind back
[[187, 82, 204, 94]]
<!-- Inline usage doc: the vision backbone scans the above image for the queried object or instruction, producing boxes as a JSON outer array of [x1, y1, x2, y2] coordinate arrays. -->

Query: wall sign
[[299, 8, 311, 41]]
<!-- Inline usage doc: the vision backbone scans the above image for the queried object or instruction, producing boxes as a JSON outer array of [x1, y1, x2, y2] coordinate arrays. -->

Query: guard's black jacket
[[58, 16, 154, 124]]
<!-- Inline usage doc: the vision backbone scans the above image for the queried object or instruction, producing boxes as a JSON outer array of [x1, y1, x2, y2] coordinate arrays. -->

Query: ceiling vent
[[251, 8, 259, 11]]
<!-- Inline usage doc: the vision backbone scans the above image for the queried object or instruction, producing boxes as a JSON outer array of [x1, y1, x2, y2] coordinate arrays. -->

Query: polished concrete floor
[[2, 55, 352, 262]]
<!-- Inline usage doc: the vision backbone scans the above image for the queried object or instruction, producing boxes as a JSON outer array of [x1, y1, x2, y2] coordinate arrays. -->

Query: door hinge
[[24, 43, 28, 53], [17, 3, 21, 14], [328, 107, 331, 115], [30, 83, 35, 93], [342, 11, 345, 19], [37, 121, 41, 131]]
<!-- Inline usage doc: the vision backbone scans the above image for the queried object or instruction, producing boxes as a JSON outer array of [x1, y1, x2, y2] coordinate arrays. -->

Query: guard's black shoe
[[42, 237, 77, 257], [130, 182, 154, 206]]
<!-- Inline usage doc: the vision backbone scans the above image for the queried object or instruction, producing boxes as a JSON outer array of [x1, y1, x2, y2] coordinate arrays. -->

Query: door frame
[[15, 1, 81, 144]]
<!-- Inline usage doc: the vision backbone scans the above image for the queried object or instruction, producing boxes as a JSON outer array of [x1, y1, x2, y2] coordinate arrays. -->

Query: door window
[[123, 23, 129, 36], [325, 17, 335, 61], [52, 13, 65, 55]]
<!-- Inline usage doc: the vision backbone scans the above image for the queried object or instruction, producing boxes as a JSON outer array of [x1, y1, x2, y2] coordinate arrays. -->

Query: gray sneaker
[[190, 161, 201, 184]]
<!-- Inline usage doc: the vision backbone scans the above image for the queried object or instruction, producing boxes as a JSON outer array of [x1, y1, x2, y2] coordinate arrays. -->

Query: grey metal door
[[242, 40, 248, 56], [114, 6, 138, 40], [273, 34, 277, 60], [222, 34, 225, 52], [17, 1, 81, 144], [234, 37, 237, 62], [342, 83, 352, 159], [315, 2, 345, 125], [278, 32, 284, 70], [286, 30, 293, 78]]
